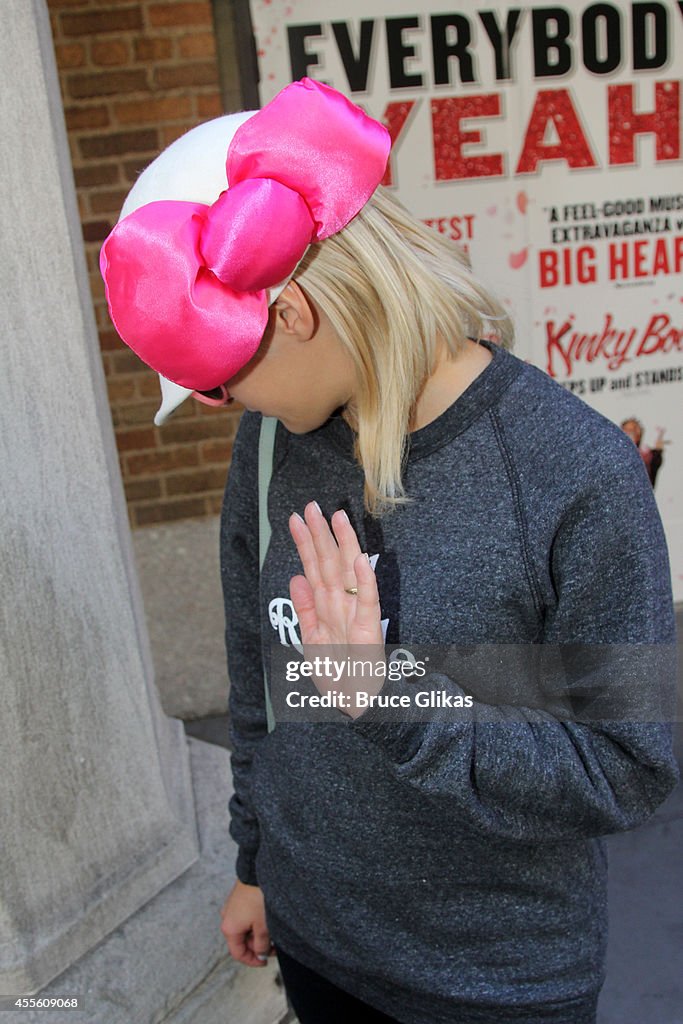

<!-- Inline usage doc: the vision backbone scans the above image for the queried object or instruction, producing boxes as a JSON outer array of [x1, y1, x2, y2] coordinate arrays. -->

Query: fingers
[[249, 925, 275, 964], [289, 510, 322, 589], [288, 503, 382, 647], [289, 503, 363, 593], [220, 881, 273, 969], [289, 573, 318, 638], [352, 551, 382, 636], [331, 509, 364, 592], [224, 929, 255, 967], [225, 930, 272, 968], [222, 920, 262, 967], [303, 501, 345, 591]]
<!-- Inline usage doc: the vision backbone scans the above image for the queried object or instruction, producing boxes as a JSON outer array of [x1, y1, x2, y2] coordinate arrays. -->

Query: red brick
[[134, 37, 173, 61], [74, 162, 120, 187], [127, 446, 199, 476], [206, 493, 225, 515], [114, 96, 191, 125], [64, 104, 110, 130], [79, 128, 158, 159], [68, 69, 147, 99], [165, 467, 228, 495], [122, 157, 154, 182], [99, 329, 126, 352], [112, 401, 160, 427], [161, 124, 194, 146], [110, 350, 152, 374], [60, 8, 143, 37], [91, 40, 130, 67], [54, 43, 87, 68], [159, 416, 234, 445], [116, 427, 158, 452], [96, 302, 116, 329], [148, 3, 212, 28], [82, 219, 112, 242], [200, 439, 231, 463], [107, 377, 137, 402], [154, 62, 218, 90], [90, 187, 129, 214], [168, 395, 197, 418], [133, 497, 207, 527], [85, 249, 101, 275], [196, 92, 222, 118], [136, 375, 165, 399], [88, 271, 106, 298], [178, 32, 216, 59], [68, 134, 81, 168], [78, 192, 91, 221], [124, 478, 162, 502]]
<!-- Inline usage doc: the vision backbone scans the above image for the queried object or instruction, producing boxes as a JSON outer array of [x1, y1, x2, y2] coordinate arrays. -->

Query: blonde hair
[[294, 186, 514, 515]]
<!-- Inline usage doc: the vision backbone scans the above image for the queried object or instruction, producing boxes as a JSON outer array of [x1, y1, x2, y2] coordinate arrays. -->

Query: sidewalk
[[133, 516, 683, 1024]]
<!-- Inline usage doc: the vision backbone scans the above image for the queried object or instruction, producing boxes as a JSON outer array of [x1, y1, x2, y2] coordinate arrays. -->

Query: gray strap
[[258, 416, 277, 733]]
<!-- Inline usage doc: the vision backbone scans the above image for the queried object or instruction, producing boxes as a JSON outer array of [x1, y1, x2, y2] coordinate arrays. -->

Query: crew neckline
[[322, 338, 524, 462]]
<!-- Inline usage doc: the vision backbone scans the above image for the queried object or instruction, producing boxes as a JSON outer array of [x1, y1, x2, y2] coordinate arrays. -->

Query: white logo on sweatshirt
[[268, 597, 303, 652]]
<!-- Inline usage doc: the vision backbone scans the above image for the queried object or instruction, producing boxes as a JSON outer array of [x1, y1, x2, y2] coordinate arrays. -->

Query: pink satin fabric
[[100, 78, 390, 392]]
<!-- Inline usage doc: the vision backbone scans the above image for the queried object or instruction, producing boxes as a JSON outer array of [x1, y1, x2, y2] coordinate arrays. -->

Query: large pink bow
[[100, 79, 390, 391]]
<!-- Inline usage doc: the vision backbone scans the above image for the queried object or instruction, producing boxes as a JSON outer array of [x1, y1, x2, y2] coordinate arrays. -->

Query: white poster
[[249, 0, 683, 598]]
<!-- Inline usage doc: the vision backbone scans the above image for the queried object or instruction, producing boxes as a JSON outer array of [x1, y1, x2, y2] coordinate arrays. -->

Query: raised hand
[[288, 501, 384, 714]]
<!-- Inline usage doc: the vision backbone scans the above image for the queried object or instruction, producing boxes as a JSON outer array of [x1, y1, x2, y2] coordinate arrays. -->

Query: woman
[[101, 79, 678, 1024]]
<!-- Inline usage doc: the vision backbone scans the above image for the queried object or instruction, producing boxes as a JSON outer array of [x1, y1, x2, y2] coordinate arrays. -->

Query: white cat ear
[[154, 375, 194, 426]]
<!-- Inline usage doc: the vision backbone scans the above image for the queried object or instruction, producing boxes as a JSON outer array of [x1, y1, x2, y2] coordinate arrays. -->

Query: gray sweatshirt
[[220, 340, 678, 1024]]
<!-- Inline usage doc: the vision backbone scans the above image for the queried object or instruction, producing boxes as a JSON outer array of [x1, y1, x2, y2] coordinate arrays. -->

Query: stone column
[[0, 0, 200, 994]]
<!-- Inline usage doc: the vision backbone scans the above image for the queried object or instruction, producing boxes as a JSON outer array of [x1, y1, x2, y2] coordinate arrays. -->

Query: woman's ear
[[273, 280, 316, 340]]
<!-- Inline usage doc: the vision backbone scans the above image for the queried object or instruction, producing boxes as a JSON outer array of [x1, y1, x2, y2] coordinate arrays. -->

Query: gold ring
[[344, 586, 358, 595]]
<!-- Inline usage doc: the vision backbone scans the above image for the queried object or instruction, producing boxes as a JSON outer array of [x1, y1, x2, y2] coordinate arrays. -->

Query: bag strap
[[258, 416, 277, 733]]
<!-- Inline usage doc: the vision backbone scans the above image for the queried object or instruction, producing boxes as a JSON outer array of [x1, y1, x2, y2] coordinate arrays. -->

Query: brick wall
[[48, 0, 246, 527]]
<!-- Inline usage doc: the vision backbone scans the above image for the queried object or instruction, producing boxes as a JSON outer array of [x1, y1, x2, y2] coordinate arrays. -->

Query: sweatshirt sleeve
[[351, 431, 679, 842], [220, 412, 267, 885]]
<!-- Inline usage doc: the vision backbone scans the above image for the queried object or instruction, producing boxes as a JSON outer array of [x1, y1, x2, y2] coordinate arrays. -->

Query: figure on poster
[[99, 79, 678, 1024], [620, 417, 668, 487]]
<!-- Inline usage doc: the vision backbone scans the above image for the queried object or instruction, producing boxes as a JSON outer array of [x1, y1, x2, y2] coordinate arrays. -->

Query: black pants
[[276, 947, 402, 1024], [276, 948, 599, 1024]]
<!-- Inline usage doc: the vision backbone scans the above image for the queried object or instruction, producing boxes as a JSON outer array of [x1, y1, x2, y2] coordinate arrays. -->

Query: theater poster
[[247, 0, 683, 599]]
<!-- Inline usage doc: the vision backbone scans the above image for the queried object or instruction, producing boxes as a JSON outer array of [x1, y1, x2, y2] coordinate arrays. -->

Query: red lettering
[[608, 82, 680, 165], [516, 89, 597, 174], [539, 250, 559, 287], [545, 318, 573, 376], [431, 94, 504, 181], [381, 101, 416, 187], [609, 243, 629, 280], [576, 246, 596, 283], [652, 239, 669, 275], [546, 314, 638, 377], [538, 246, 596, 287], [449, 215, 475, 241], [634, 240, 648, 277], [637, 315, 683, 356], [608, 237, 683, 280]]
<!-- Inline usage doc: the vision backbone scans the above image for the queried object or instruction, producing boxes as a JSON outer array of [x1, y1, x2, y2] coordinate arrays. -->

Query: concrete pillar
[[0, 0, 200, 994]]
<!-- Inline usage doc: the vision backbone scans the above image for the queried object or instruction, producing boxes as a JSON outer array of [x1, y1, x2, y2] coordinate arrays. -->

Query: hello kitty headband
[[99, 78, 390, 424]]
